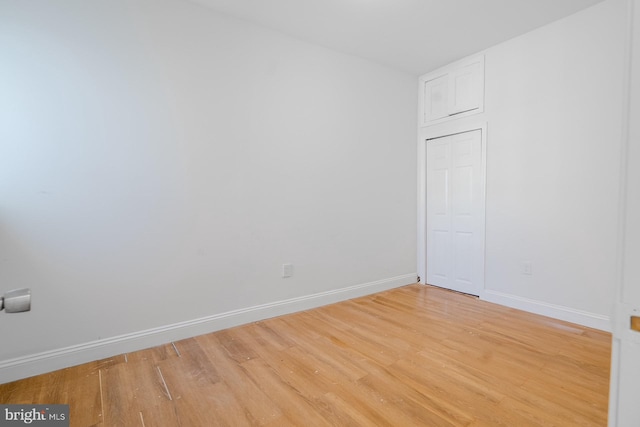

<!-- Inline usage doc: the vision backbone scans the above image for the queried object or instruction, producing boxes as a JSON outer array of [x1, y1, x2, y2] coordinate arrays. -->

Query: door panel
[[454, 166, 473, 215], [609, 1, 640, 425], [433, 169, 449, 215], [423, 74, 449, 122], [448, 62, 481, 115], [454, 231, 473, 284], [427, 136, 452, 286], [426, 130, 483, 295], [432, 230, 450, 280]]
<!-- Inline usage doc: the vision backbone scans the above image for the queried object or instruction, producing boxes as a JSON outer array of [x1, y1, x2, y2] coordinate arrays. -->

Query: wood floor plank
[[0, 360, 110, 426], [0, 285, 611, 426], [99, 359, 178, 426], [123, 343, 179, 365], [241, 357, 338, 427], [253, 320, 371, 382], [165, 338, 221, 388], [519, 375, 607, 425], [195, 332, 284, 425], [388, 359, 494, 426], [351, 367, 462, 427]]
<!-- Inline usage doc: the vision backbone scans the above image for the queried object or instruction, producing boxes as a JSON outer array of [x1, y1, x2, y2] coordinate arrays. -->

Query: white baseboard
[[0, 273, 416, 384], [482, 289, 611, 332]]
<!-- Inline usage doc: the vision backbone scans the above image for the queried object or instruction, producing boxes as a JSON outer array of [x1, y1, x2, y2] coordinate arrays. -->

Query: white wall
[[420, 0, 628, 329], [0, 0, 417, 381]]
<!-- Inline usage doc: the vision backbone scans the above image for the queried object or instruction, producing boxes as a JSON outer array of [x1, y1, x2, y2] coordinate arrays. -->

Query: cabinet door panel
[[448, 62, 481, 116], [423, 74, 449, 122]]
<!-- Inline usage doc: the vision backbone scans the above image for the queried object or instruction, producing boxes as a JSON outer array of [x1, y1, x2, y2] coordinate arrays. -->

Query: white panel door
[[426, 130, 484, 295], [448, 61, 482, 116], [427, 135, 453, 284], [423, 74, 449, 122], [609, 1, 640, 425]]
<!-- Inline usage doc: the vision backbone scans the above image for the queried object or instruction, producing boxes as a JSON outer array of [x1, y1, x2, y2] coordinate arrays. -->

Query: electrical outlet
[[522, 261, 532, 275], [282, 263, 293, 278]]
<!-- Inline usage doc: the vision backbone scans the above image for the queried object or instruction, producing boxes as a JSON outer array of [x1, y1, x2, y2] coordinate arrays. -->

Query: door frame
[[417, 121, 487, 296]]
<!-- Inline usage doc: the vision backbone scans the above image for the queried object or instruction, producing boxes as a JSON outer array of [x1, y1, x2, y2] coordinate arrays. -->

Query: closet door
[[426, 130, 484, 295]]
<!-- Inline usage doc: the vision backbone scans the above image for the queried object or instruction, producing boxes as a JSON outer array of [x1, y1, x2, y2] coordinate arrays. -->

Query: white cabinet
[[419, 55, 484, 126]]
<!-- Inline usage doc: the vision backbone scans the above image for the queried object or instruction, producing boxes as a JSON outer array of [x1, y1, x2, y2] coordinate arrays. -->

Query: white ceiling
[[191, 0, 603, 75]]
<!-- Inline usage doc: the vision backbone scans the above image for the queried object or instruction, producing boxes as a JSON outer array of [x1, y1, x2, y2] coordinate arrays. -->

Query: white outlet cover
[[522, 261, 532, 275], [282, 263, 293, 278]]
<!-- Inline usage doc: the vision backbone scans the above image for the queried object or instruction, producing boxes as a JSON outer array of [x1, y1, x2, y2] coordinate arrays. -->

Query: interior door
[[426, 129, 484, 295], [609, 1, 640, 425]]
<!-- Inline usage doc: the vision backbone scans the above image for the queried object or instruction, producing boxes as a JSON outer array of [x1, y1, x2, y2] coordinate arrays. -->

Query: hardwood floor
[[0, 284, 611, 426]]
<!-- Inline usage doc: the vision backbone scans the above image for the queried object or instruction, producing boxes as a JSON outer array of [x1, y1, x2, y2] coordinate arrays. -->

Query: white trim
[[417, 121, 488, 295], [483, 289, 611, 332], [0, 273, 416, 384]]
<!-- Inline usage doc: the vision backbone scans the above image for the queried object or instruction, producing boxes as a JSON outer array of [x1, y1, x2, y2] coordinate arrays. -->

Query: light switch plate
[[282, 263, 293, 278]]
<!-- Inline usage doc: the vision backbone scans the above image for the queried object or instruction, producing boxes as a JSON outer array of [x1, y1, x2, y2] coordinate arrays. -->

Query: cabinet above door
[[419, 55, 484, 127]]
